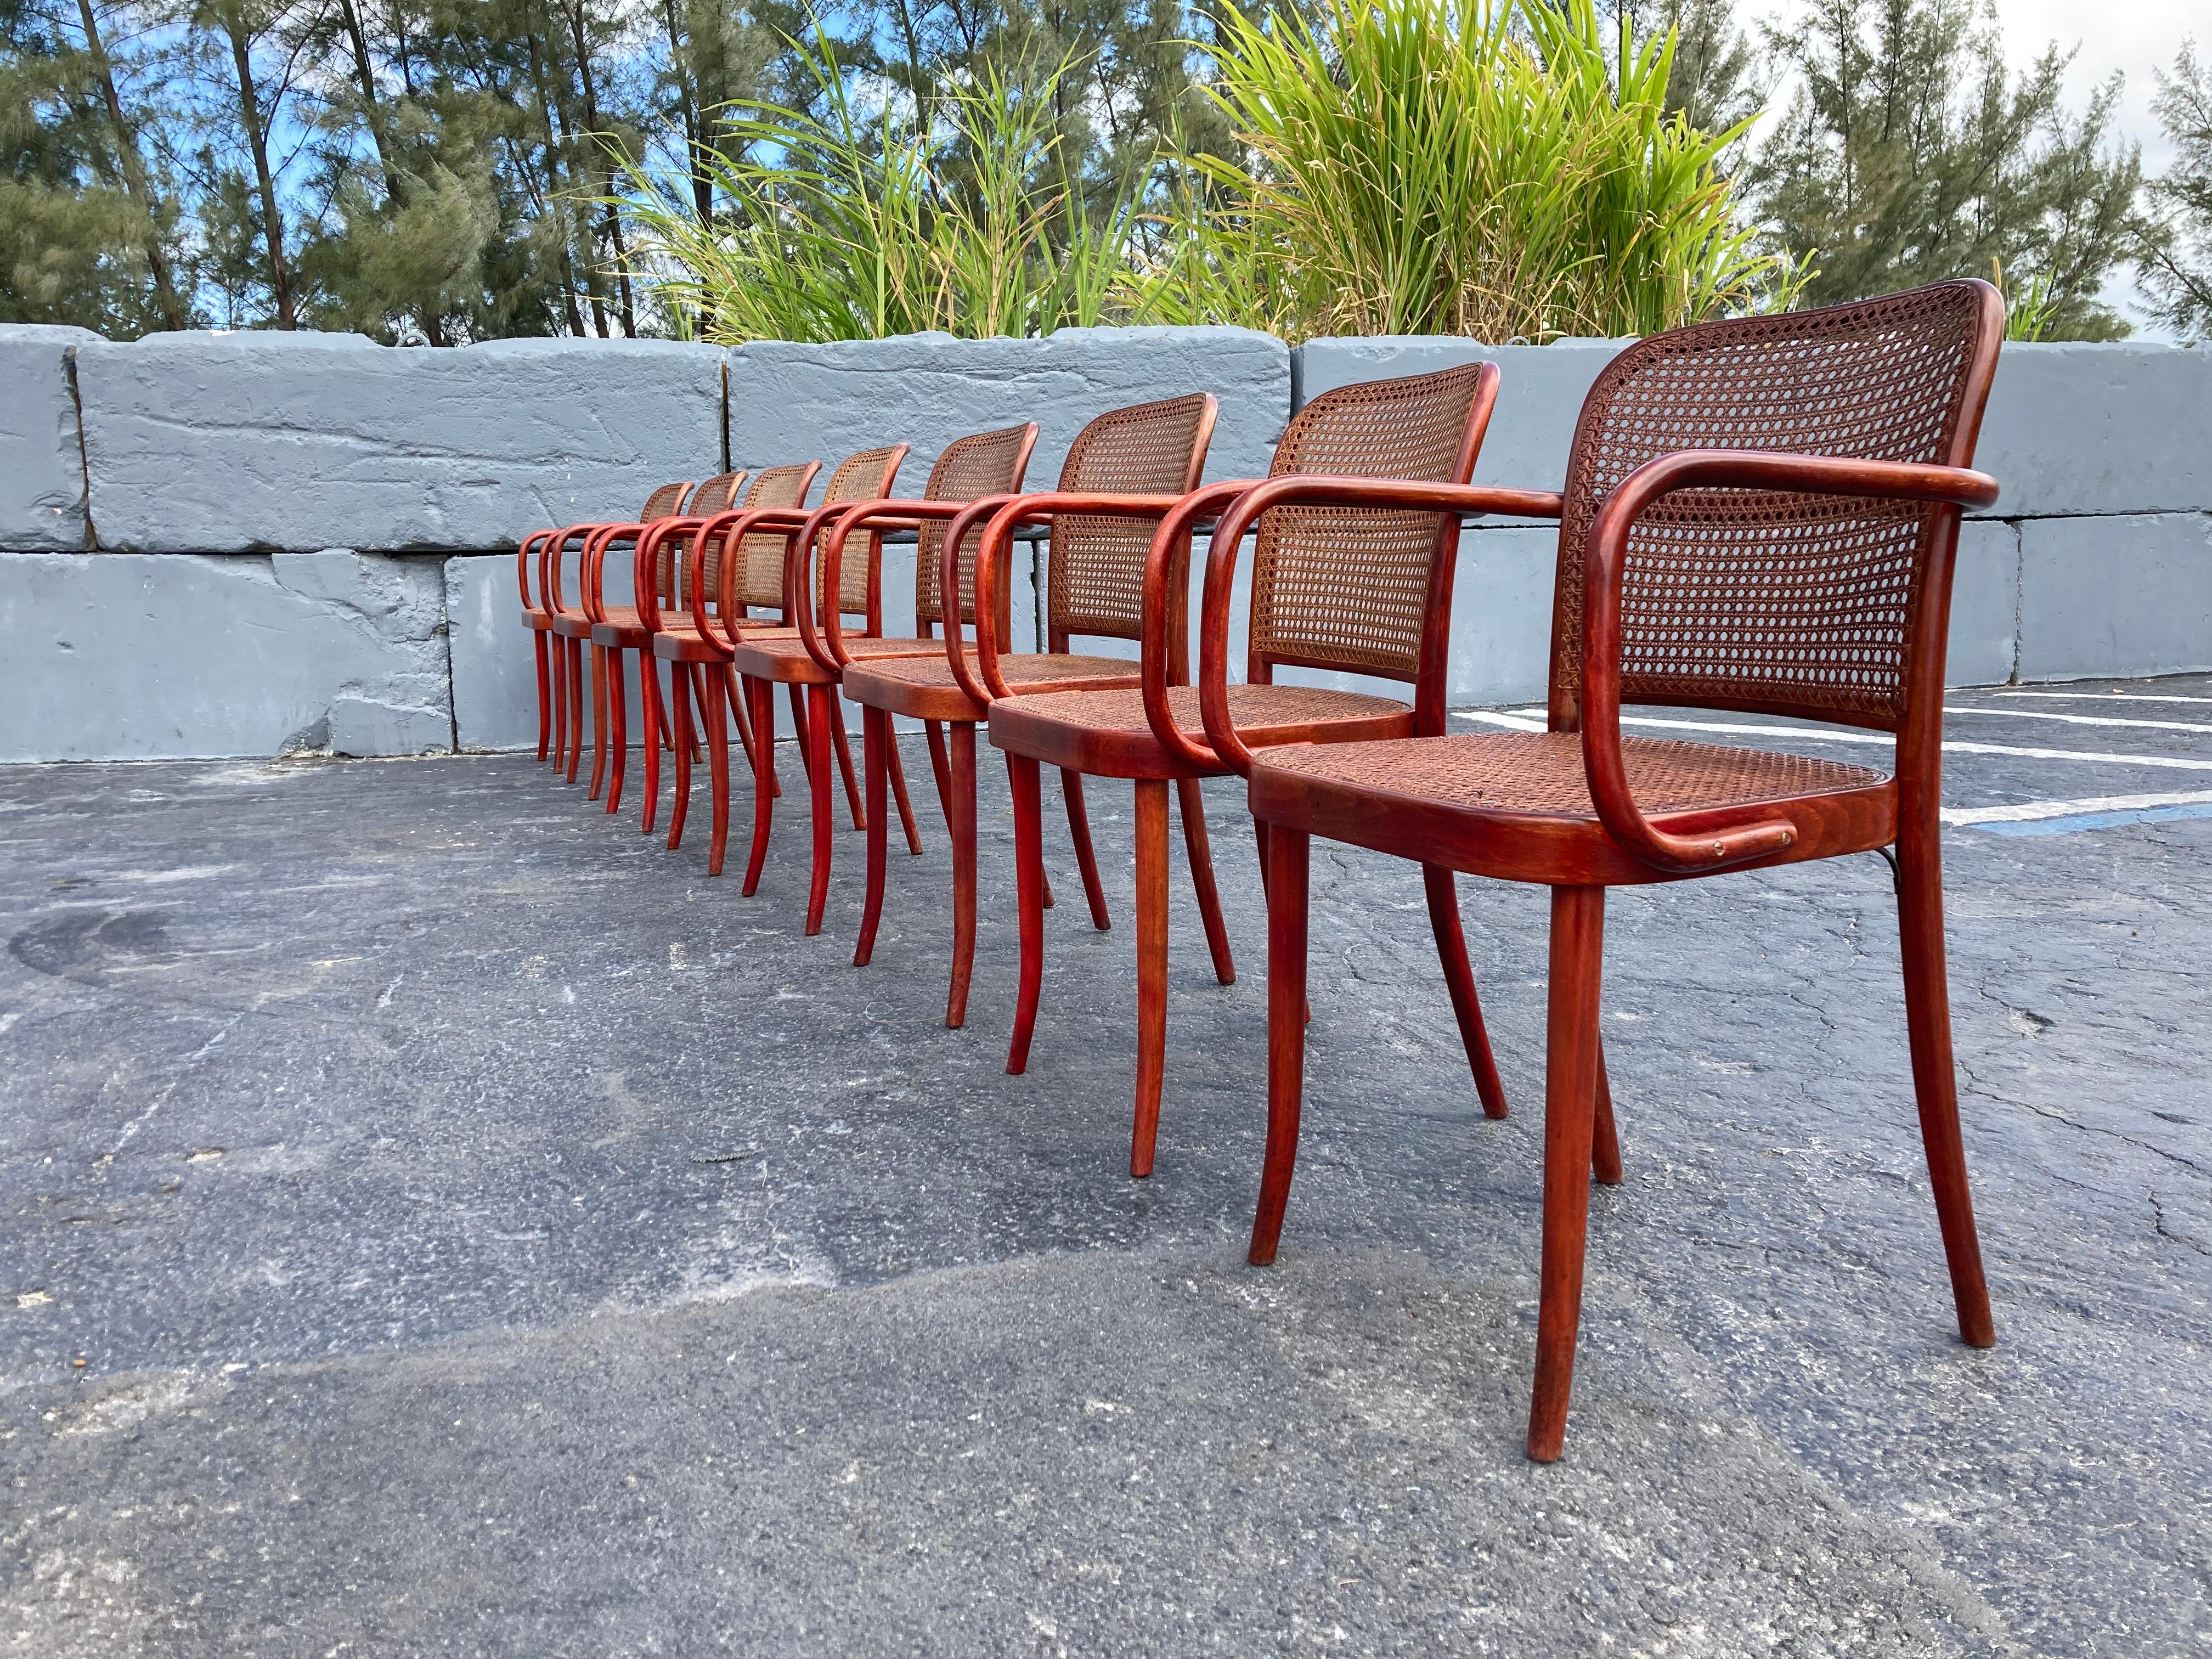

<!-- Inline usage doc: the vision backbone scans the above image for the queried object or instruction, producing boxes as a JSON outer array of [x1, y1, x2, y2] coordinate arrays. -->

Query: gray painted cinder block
[[0, 324, 98, 550], [725, 328, 1290, 495], [0, 549, 450, 761], [1946, 518, 2020, 687], [1977, 343, 2212, 520], [2018, 512, 2212, 682], [1294, 338, 1630, 493], [76, 333, 726, 554]]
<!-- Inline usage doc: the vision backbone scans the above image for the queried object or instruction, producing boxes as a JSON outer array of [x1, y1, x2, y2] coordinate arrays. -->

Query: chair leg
[[856, 708, 891, 967], [726, 664, 763, 787], [1897, 826, 1996, 1347], [945, 723, 979, 1028], [804, 683, 836, 935], [605, 647, 628, 815], [564, 637, 585, 783], [1527, 884, 1606, 1464], [667, 662, 695, 852], [533, 632, 552, 763], [886, 726, 923, 856], [926, 720, 954, 832], [1175, 777, 1234, 985], [640, 658, 664, 834], [1007, 754, 1047, 1075], [586, 646, 609, 802], [830, 695, 865, 832], [1593, 1040, 1623, 1186], [1131, 779, 1170, 1177], [705, 665, 731, 876], [549, 635, 567, 778], [1248, 826, 1311, 1265], [1423, 865, 1507, 1119], [742, 675, 775, 896], [1062, 769, 1110, 930], [787, 684, 812, 781]]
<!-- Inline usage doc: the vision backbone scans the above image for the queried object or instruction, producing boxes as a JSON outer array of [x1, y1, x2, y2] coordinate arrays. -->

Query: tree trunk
[[224, 8, 297, 329], [75, 0, 189, 331]]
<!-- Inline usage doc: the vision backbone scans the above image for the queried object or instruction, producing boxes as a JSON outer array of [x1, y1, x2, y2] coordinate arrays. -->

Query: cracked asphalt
[[2, 675, 2208, 1655]]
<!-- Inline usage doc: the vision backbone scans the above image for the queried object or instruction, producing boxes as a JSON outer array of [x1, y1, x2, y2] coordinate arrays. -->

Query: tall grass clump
[[621, 31, 1140, 343], [1136, 0, 1802, 341], [624, 0, 1796, 343]]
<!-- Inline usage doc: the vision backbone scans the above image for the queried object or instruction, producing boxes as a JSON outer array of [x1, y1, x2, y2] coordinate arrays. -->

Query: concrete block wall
[[1, 322, 2206, 761]]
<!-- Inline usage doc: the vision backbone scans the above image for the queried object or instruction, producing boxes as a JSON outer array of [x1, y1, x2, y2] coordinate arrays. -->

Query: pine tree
[[2136, 41, 2212, 340], [1747, 0, 2141, 338]]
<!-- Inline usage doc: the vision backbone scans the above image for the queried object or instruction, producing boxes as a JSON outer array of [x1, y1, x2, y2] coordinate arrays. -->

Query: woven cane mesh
[[813, 447, 905, 618], [916, 425, 1036, 628], [638, 481, 691, 522], [729, 464, 816, 610], [1249, 365, 1485, 682], [1046, 393, 1212, 642], [655, 471, 744, 597], [1553, 282, 1992, 730], [1265, 731, 1883, 816], [1008, 683, 1410, 736]]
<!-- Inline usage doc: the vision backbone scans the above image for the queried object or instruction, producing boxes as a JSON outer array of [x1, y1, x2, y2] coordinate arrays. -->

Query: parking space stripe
[[1992, 690, 2212, 707], [1944, 789, 2212, 825], [1943, 706, 2212, 735], [1452, 709, 2212, 771]]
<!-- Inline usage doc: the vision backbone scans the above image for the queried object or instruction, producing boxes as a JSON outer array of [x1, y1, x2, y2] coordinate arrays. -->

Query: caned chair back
[[811, 447, 908, 619], [648, 471, 743, 599], [1246, 364, 1491, 690], [724, 464, 820, 611], [1043, 394, 1217, 646], [1549, 280, 2004, 733], [915, 424, 1041, 632]]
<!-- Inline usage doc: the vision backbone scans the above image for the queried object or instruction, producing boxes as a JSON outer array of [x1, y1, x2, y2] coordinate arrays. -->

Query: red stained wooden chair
[[577, 471, 749, 816], [632, 462, 823, 837], [676, 446, 912, 892], [524, 479, 694, 782], [1229, 281, 2006, 1462], [719, 424, 1043, 936], [838, 393, 1220, 1028], [988, 364, 1505, 1176]]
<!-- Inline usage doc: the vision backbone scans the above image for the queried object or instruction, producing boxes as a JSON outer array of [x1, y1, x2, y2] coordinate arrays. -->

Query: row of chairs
[[515, 281, 2007, 1462]]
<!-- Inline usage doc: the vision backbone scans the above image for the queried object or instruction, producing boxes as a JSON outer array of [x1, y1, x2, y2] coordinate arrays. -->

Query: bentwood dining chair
[[986, 364, 1505, 1176], [523, 479, 694, 781], [625, 463, 821, 836], [837, 394, 1220, 1025], [718, 424, 1042, 935], [665, 447, 911, 883], [1227, 281, 2006, 1461], [575, 470, 749, 814]]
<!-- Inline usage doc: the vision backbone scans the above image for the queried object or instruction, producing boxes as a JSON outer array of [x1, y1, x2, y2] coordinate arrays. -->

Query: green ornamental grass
[[624, 0, 1801, 344]]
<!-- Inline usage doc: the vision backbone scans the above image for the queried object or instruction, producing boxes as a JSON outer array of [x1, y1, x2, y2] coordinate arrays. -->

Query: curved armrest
[[817, 499, 956, 670], [969, 491, 1190, 702], [1135, 481, 1266, 772], [1194, 477, 1567, 776], [699, 507, 810, 652], [784, 499, 874, 673], [580, 521, 654, 624], [517, 529, 558, 609], [1582, 448, 2000, 873], [539, 522, 602, 618], [933, 494, 1025, 706]]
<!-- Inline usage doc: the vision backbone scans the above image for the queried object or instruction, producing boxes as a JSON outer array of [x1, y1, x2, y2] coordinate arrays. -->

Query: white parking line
[[1943, 706, 2212, 735], [1943, 789, 2212, 825], [1451, 709, 2212, 772], [1992, 690, 2212, 707]]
